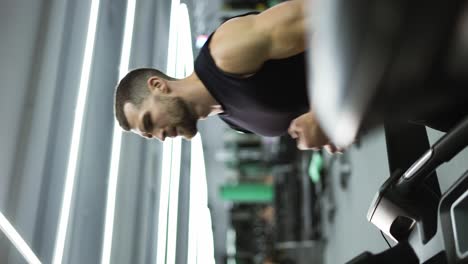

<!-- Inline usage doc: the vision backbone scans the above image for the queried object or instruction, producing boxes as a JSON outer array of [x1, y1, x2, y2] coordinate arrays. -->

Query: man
[[114, 0, 339, 152]]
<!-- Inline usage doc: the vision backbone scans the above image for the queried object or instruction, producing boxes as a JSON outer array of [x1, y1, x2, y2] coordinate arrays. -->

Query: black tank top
[[194, 16, 310, 137]]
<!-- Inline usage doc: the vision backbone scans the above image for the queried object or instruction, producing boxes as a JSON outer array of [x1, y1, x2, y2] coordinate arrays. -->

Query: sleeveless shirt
[[194, 15, 310, 137]]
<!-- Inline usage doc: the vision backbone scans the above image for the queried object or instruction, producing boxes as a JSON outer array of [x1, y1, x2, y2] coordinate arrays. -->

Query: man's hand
[[288, 111, 343, 153]]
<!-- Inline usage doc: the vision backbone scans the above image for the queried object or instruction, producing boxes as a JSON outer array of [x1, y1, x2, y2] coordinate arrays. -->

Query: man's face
[[123, 94, 198, 141]]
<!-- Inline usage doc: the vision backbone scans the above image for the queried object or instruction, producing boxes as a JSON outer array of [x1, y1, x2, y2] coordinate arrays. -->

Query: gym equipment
[[309, 0, 468, 147], [347, 241, 419, 264], [220, 184, 274, 203], [271, 137, 323, 242], [366, 116, 468, 264], [308, 0, 468, 262]]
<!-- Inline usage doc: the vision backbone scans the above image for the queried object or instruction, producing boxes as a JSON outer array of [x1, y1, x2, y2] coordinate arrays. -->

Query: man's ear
[[147, 76, 170, 94]]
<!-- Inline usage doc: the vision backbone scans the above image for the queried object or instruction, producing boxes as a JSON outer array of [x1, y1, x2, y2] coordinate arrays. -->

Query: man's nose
[[155, 129, 165, 141]]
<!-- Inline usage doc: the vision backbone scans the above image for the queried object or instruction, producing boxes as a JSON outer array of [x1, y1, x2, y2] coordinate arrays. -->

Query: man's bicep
[[210, 15, 273, 75], [210, 0, 306, 74], [255, 0, 307, 59]]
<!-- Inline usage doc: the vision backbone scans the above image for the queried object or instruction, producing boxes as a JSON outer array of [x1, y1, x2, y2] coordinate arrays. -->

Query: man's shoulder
[[209, 13, 258, 56], [208, 12, 271, 77]]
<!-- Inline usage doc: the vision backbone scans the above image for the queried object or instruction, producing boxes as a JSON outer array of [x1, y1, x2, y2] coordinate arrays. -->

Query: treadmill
[[306, 0, 468, 263]]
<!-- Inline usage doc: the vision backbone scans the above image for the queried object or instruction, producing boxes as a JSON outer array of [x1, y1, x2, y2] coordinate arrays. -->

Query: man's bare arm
[[209, 0, 306, 76], [288, 111, 345, 153], [209, 0, 340, 151]]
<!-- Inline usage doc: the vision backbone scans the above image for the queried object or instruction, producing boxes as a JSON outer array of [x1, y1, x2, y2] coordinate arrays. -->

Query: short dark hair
[[114, 68, 175, 131]]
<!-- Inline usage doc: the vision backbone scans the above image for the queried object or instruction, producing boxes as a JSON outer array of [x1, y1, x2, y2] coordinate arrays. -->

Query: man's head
[[114, 68, 198, 141]]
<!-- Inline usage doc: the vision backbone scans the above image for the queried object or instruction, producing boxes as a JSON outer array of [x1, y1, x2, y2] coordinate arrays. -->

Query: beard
[[157, 95, 198, 139]]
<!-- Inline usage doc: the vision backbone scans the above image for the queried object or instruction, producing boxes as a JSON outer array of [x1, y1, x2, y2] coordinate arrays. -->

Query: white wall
[[0, 0, 45, 214]]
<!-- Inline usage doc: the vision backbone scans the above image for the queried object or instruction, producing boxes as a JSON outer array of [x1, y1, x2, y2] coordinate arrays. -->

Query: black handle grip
[[397, 115, 468, 193], [346, 242, 419, 264]]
